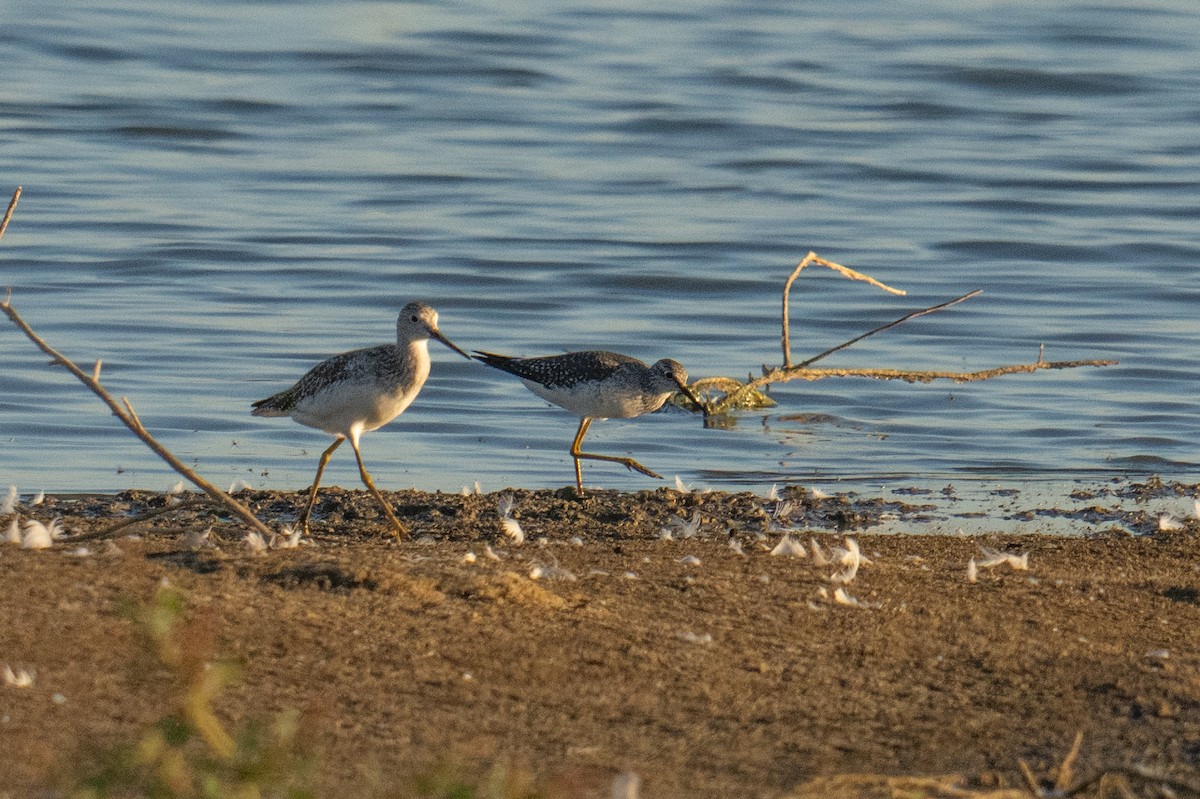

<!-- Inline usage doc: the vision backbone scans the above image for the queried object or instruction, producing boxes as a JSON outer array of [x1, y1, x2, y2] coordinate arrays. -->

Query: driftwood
[[0, 187, 274, 538], [687, 251, 1117, 417]]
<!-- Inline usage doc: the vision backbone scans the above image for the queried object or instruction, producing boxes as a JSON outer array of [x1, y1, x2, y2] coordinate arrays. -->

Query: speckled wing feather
[[473, 350, 644, 390], [252, 344, 399, 416]]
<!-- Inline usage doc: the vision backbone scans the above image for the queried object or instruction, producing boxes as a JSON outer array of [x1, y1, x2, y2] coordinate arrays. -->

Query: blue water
[[2, 1, 1198, 519]]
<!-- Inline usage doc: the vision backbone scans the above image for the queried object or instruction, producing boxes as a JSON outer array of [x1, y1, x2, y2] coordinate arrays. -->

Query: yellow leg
[[299, 438, 343, 535], [568, 417, 662, 495], [349, 437, 407, 539]]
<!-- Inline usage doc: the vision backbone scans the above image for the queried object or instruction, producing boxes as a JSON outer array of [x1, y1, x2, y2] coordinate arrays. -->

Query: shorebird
[[473, 349, 702, 493], [252, 302, 469, 537]]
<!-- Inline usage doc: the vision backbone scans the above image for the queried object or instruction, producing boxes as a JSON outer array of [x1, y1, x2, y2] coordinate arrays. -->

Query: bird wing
[[252, 345, 395, 415], [473, 350, 639, 390]]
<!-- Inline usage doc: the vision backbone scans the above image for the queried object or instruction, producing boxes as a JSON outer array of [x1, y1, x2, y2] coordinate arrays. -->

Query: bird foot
[[621, 458, 662, 480]]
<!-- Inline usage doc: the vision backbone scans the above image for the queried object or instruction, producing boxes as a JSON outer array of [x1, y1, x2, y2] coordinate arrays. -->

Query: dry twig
[[0, 185, 20, 241], [1012, 732, 1200, 798], [782, 251, 906, 368], [0, 187, 273, 538]]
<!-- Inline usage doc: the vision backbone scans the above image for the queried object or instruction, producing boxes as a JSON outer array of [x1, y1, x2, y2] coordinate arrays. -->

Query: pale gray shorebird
[[252, 302, 469, 537], [473, 349, 702, 493]]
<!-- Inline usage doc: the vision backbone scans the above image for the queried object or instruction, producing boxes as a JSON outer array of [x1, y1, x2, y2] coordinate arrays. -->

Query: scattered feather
[[678, 631, 713, 645], [611, 771, 642, 799], [977, 546, 1029, 571], [270, 526, 303, 549], [830, 537, 866, 584], [674, 475, 690, 493], [833, 537, 870, 567], [484, 544, 501, 561], [462, 551, 477, 564], [1146, 649, 1170, 660], [3, 665, 34, 688], [69, 546, 91, 557], [473, 480, 482, 495], [766, 483, 779, 501], [166, 480, 185, 496], [5, 517, 19, 544], [967, 558, 978, 584], [501, 517, 525, 544], [529, 562, 576, 581], [245, 531, 268, 553], [811, 487, 830, 500], [496, 493, 524, 543], [1158, 514, 1184, 532], [1, 485, 17, 515], [829, 567, 856, 585], [770, 534, 806, 558], [21, 518, 62, 549], [679, 511, 702, 537], [227, 479, 251, 494], [184, 527, 213, 549], [728, 538, 745, 556], [768, 500, 797, 531], [1194, 499, 1200, 520], [568, 536, 583, 546], [833, 587, 877, 608], [810, 538, 830, 566], [678, 554, 702, 566], [31, 490, 44, 506], [622, 571, 638, 580]]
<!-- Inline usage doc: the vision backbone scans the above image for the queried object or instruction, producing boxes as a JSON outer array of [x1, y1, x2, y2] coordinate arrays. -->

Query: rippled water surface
[[2, 1, 1198, 527]]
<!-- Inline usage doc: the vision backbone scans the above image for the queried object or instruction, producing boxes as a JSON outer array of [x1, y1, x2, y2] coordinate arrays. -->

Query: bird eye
[[410, 315, 419, 322]]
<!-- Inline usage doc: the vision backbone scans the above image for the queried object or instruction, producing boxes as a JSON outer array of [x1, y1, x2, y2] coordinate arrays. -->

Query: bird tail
[[250, 394, 290, 417], [472, 350, 517, 371]]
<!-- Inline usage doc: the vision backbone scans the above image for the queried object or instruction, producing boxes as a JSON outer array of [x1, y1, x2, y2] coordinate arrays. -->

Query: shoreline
[[6, 474, 1199, 541]]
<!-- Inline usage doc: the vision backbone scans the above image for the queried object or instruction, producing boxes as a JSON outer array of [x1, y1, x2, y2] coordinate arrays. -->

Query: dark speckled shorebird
[[473, 349, 702, 493], [252, 302, 470, 537]]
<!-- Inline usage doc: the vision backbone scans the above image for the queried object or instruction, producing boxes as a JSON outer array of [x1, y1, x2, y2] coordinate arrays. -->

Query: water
[[2, 1, 1199, 529]]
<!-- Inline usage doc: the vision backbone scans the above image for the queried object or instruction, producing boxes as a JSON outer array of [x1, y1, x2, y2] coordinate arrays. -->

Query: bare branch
[[1, 298, 274, 537], [782, 251, 906, 368], [795, 289, 983, 370], [0, 186, 21, 243], [1054, 730, 1085, 793], [1017, 758, 1043, 798]]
